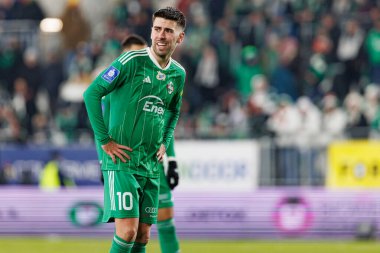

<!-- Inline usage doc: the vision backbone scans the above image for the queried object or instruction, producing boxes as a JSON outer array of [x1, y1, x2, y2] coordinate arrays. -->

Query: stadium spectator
[[267, 95, 302, 185], [302, 32, 332, 102], [363, 84, 380, 125], [193, 44, 220, 104], [343, 90, 370, 139], [10, 0, 45, 21], [55, 102, 78, 144], [318, 93, 347, 145], [334, 19, 365, 101], [295, 96, 322, 147], [234, 45, 263, 102], [11, 77, 36, 138], [0, 37, 24, 94], [270, 36, 299, 101], [60, 0, 91, 53], [246, 75, 276, 138], [295, 96, 323, 185], [267, 94, 302, 146], [365, 18, 380, 84], [42, 50, 65, 115], [0, 100, 21, 143]]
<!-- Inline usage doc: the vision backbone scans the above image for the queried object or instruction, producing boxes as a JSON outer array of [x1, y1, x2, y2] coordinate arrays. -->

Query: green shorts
[[102, 170, 159, 224], [158, 163, 174, 209]]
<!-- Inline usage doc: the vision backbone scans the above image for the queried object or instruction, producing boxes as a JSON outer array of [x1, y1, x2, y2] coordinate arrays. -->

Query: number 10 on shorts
[[117, 192, 133, 210]]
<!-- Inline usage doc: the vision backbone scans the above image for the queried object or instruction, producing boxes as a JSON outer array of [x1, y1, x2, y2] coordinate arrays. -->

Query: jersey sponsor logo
[[166, 81, 174, 94], [139, 95, 165, 115], [143, 76, 151, 83], [144, 207, 158, 214], [156, 71, 166, 80], [102, 66, 120, 83]]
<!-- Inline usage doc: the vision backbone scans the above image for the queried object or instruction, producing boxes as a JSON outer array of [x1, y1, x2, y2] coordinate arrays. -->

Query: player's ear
[[176, 32, 185, 44]]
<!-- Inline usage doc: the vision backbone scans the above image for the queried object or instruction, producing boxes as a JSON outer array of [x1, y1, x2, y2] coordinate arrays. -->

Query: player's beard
[[152, 40, 175, 61]]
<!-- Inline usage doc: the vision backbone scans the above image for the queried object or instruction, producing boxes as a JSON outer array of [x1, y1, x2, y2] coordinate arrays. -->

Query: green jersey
[[95, 89, 177, 164], [84, 47, 186, 178], [94, 95, 111, 166]]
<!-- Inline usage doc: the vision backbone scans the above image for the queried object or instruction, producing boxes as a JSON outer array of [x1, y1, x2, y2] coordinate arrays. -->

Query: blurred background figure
[[334, 19, 365, 101], [39, 150, 71, 190], [295, 96, 322, 147], [246, 75, 276, 138], [343, 90, 369, 139], [365, 18, 380, 84], [319, 93, 347, 145], [234, 45, 263, 102], [267, 95, 302, 185]]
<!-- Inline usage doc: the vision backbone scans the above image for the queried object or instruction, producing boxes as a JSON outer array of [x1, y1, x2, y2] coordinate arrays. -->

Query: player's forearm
[[83, 84, 111, 145], [166, 137, 176, 157], [162, 109, 179, 150]]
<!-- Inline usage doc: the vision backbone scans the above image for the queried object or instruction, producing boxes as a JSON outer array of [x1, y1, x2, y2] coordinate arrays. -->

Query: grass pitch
[[0, 237, 379, 253]]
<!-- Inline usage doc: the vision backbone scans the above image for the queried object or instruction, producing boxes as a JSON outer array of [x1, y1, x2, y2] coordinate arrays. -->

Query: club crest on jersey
[[102, 66, 120, 83], [166, 82, 174, 94], [156, 71, 166, 81]]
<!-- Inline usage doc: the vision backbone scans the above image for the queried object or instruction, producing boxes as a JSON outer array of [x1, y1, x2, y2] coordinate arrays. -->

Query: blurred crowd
[[1, 0, 380, 147]]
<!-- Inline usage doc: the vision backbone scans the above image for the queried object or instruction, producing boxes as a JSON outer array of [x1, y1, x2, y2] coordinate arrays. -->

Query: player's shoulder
[[170, 58, 186, 75], [117, 48, 149, 65]]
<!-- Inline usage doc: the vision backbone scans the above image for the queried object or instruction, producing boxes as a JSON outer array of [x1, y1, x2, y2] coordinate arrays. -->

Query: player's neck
[[149, 47, 171, 68]]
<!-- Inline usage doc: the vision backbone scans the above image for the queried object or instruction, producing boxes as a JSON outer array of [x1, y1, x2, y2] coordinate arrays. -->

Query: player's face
[[151, 17, 184, 62]]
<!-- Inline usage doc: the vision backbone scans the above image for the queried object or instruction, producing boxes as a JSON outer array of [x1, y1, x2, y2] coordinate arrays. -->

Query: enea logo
[[69, 202, 103, 227], [139, 95, 165, 115]]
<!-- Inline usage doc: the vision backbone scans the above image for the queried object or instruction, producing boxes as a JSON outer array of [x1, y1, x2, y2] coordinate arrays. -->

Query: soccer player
[[84, 7, 186, 253], [96, 34, 181, 253]]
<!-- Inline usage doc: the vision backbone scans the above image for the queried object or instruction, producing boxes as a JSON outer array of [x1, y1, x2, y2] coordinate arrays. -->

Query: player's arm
[[157, 74, 185, 161], [83, 82, 110, 144], [83, 58, 132, 163], [162, 74, 185, 148], [102, 95, 111, 128]]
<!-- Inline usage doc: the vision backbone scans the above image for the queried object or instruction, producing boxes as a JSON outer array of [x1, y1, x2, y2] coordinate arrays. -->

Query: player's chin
[[155, 47, 167, 54], [154, 45, 169, 54]]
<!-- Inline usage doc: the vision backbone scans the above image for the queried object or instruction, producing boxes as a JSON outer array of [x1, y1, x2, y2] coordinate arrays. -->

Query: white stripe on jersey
[[118, 48, 146, 62], [118, 50, 148, 65], [108, 171, 116, 211], [171, 59, 186, 73]]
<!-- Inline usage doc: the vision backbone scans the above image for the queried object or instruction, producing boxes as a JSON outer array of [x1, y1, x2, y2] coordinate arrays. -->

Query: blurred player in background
[[39, 150, 68, 189], [95, 34, 181, 253], [84, 7, 186, 253]]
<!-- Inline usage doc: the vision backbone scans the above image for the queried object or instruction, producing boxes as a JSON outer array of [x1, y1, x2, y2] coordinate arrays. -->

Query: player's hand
[[166, 160, 179, 190], [156, 144, 166, 162], [102, 141, 132, 164]]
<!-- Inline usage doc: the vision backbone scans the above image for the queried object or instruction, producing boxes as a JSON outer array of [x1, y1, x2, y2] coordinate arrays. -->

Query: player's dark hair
[[121, 34, 147, 50], [153, 7, 186, 31]]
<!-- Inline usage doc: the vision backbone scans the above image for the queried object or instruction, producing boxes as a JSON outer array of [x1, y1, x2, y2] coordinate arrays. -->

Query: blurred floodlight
[[40, 18, 63, 33]]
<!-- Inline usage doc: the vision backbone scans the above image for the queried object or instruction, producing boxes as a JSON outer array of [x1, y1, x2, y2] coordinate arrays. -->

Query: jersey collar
[[147, 47, 172, 70]]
